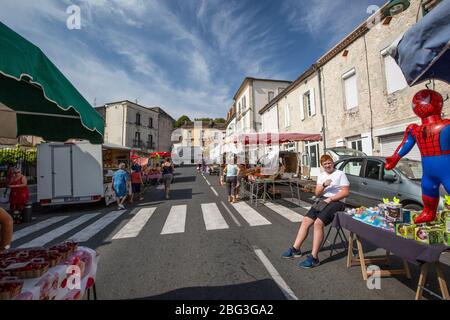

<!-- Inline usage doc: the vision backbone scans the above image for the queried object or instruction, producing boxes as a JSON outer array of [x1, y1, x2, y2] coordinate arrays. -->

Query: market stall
[[103, 143, 132, 206], [334, 201, 450, 300], [0, 241, 99, 300], [222, 132, 322, 206]]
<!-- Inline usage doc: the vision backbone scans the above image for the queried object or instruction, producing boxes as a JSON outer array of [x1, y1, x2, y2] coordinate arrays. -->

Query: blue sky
[[0, 0, 386, 120]]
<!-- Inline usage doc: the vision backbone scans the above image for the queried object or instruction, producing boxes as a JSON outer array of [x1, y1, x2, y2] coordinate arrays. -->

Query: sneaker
[[118, 204, 125, 210], [281, 247, 302, 259], [298, 254, 320, 269]]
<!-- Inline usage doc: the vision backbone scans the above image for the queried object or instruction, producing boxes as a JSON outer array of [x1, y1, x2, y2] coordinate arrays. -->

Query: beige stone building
[[96, 101, 174, 153], [172, 121, 226, 164], [318, 0, 449, 160], [233, 77, 291, 134], [259, 66, 324, 176]]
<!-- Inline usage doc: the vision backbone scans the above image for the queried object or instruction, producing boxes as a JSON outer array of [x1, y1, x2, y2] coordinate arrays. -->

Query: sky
[[0, 0, 387, 120]]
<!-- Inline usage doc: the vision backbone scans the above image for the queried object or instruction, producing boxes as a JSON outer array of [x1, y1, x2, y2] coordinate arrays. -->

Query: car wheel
[[403, 203, 423, 211]]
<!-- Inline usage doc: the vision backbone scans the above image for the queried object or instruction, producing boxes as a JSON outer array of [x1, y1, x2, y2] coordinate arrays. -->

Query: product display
[[414, 225, 445, 245], [396, 223, 416, 240], [0, 243, 97, 300]]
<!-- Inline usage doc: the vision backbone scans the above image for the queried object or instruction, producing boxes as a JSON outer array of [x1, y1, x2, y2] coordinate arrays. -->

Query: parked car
[[325, 147, 367, 162], [334, 156, 445, 211]]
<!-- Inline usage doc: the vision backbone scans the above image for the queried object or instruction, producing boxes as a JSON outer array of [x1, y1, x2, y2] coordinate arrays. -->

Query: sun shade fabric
[[391, 0, 450, 86], [0, 21, 104, 144]]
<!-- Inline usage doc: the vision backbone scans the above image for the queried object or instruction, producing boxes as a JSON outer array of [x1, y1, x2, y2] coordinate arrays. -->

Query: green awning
[[0, 21, 104, 144]]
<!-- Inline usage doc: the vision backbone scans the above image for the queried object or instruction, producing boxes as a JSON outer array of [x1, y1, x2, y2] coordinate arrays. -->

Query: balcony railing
[[146, 142, 156, 150], [132, 139, 143, 148]]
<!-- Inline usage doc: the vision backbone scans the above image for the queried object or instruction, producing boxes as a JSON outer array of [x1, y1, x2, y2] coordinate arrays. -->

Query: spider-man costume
[[385, 89, 450, 224]]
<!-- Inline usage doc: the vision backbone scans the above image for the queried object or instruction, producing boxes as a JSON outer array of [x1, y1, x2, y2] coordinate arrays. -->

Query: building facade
[[233, 77, 291, 134], [318, 0, 449, 160], [96, 101, 174, 153]]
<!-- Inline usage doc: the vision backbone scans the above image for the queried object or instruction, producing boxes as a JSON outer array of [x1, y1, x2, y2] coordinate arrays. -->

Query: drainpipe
[[317, 65, 327, 152], [363, 34, 374, 153], [122, 103, 126, 147]]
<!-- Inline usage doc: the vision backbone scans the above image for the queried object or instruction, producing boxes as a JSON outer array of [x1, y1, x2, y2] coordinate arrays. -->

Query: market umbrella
[[0, 22, 104, 144], [388, 0, 450, 86]]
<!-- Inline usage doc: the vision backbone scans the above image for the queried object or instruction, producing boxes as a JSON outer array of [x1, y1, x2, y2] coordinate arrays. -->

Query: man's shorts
[[132, 183, 141, 193], [305, 201, 346, 226]]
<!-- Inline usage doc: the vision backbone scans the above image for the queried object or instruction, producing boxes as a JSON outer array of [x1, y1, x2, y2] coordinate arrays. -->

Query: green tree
[[214, 118, 226, 123], [175, 115, 192, 128]]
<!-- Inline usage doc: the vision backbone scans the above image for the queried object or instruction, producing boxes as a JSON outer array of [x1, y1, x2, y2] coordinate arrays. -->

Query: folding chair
[[320, 214, 349, 257]]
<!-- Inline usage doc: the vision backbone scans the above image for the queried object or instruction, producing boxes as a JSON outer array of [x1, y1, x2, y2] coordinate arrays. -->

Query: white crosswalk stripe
[[112, 208, 156, 240], [161, 205, 186, 235], [264, 202, 304, 222], [69, 210, 127, 242], [12, 216, 69, 242], [231, 202, 271, 226], [283, 198, 312, 210], [18, 213, 100, 248], [201, 203, 229, 230]]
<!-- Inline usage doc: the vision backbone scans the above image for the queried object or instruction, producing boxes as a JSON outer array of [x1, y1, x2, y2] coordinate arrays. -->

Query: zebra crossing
[[11, 199, 310, 248]]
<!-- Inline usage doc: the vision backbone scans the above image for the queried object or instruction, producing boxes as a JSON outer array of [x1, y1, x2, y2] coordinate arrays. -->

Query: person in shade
[[281, 155, 349, 269]]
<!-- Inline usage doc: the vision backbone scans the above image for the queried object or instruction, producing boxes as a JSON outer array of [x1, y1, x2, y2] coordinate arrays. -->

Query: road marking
[[210, 186, 218, 196], [112, 208, 156, 240], [157, 184, 164, 190], [283, 198, 312, 210], [161, 205, 186, 235], [18, 213, 100, 248], [69, 210, 127, 242], [253, 246, 298, 300], [231, 202, 271, 226], [201, 203, 229, 230], [220, 201, 241, 227], [206, 180, 211, 186], [12, 216, 69, 242], [264, 202, 304, 222]]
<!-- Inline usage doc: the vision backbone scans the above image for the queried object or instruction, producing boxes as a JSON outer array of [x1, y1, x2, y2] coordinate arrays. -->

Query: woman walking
[[221, 157, 240, 203], [113, 163, 129, 210], [8, 167, 29, 215], [162, 158, 174, 199]]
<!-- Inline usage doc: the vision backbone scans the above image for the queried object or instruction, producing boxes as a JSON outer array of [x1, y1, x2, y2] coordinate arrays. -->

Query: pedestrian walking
[[220, 157, 240, 203], [113, 163, 129, 210], [130, 167, 144, 203], [162, 158, 174, 200]]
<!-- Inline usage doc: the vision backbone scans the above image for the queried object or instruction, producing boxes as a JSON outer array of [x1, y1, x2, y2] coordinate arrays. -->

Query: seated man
[[0, 207, 13, 251], [281, 155, 350, 268]]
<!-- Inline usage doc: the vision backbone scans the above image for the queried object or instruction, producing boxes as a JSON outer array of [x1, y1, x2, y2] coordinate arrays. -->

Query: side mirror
[[384, 174, 398, 183]]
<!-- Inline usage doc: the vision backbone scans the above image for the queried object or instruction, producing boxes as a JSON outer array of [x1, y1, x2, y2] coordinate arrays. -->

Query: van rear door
[[52, 145, 73, 198]]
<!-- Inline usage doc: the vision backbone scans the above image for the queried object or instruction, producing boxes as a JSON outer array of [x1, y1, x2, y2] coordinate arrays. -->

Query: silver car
[[334, 156, 437, 211]]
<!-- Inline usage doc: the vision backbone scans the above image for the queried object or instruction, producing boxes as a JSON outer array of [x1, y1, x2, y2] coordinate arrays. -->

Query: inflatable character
[[385, 89, 450, 224]]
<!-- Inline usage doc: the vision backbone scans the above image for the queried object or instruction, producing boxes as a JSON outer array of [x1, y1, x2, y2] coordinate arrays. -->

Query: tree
[[175, 115, 192, 128], [214, 118, 226, 123]]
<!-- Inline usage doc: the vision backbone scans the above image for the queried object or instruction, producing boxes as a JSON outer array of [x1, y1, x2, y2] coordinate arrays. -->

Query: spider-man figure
[[385, 89, 450, 224]]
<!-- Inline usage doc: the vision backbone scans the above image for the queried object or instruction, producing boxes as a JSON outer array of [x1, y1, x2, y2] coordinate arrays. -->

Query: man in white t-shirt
[[282, 155, 350, 268]]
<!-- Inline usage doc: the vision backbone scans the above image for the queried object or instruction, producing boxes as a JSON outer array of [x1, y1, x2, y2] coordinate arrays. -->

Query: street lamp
[[383, 0, 410, 16]]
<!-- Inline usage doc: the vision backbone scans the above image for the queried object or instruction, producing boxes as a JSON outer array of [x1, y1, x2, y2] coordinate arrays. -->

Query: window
[[341, 159, 363, 177], [242, 96, 247, 110], [365, 160, 382, 180], [268, 91, 274, 103], [149, 117, 153, 128], [238, 102, 241, 114], [382, 49, 408, 94], [342, 69, 358, 110], [304, 91, 312, 117], [350, 139, 363, 152], [305, 143, 319, 168], [284, 104, 290, 128], [136, 113, 141, 126]]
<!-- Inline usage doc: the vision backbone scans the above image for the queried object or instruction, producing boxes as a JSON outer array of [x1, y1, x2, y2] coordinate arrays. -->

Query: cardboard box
[[415, 225, 445, 245], [396, 223, 416, 239]]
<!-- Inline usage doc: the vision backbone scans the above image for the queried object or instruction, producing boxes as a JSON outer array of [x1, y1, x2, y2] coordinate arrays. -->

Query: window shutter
[[310, 89, 316, 116], [299, 94, 305, 121]]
